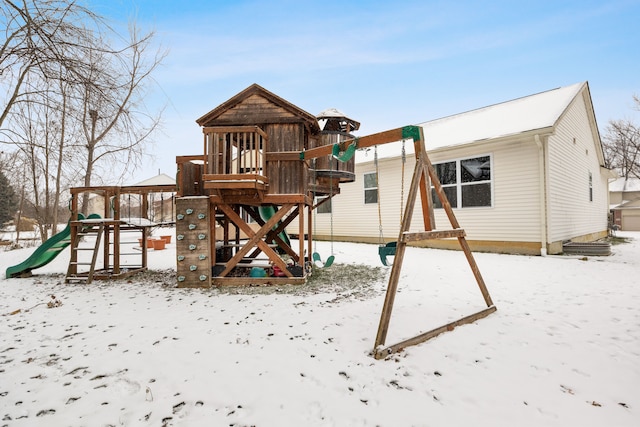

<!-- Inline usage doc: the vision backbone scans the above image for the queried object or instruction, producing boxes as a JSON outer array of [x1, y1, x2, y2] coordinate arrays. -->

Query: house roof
[[609, 177, 640, 192], [611, 197, 640, 210], [357, 81, 592, 163], [419, 82, 585, 151], [317, 107, 361, 132], [133, 173, 176, 187], [196, 83, 320, 132]]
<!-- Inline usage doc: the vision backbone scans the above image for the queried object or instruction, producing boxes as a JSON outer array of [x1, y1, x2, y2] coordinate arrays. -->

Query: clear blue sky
[[90, 0, 640, 183]]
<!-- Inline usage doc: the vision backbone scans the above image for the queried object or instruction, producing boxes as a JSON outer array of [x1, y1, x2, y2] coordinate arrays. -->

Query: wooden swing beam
[[301, 125, 497, 359]]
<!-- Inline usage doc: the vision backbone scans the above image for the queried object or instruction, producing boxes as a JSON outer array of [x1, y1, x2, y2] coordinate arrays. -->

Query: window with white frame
[[588, 172, 593, 202], [317, 197, 332, 214], [364, 172, 378, 204], [431, 155, 492, 208]]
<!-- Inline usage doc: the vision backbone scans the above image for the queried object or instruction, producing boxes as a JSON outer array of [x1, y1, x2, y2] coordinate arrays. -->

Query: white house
[[304, 81, 614, 255], [609, 177, 640, 231], [85, 173, 177, 223]]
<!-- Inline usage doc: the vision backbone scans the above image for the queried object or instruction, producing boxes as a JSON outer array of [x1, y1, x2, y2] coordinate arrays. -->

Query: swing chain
[[375, 145, 384, 246], [400, 139, 406, 223], [329, 170, 334, 256]]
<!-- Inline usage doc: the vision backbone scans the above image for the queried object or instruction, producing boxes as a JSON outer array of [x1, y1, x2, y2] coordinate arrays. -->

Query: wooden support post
[[374, 158, 425, 348], [307, 204, 313, 268], [141, 226, 148, 270], [299, 203, 305, 269], [414, 137, 436, 230]]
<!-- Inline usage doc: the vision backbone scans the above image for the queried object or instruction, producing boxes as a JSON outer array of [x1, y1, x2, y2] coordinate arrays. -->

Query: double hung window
[[364, 172, 378, 204], [431, 155, 492, 208]]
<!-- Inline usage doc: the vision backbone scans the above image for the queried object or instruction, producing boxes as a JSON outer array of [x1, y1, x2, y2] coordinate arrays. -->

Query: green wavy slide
[[5, 213, 99, 279]]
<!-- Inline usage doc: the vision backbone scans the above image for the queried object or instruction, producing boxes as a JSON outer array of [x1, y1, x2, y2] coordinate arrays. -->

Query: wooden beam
[[203, 181, 268, 191], [212, 276, 307, 286], [246, 206, 300, 262], [301, 126, 418, 160], [216, 203, 294, 277], [176, 154, 205, 163], [203, 173, 268, 184], [374, 160, 425, 348], [402, 229, 466, 242], [265, 152, 303, 162], [374, 306, 497, 360], [202, 125, 268, 140]]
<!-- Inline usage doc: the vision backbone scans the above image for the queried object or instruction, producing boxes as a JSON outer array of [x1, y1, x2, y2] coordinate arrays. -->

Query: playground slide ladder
[[65, 223, 104, 284]]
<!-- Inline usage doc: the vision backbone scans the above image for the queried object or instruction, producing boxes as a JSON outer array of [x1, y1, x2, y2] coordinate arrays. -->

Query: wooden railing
[[203, 126, 267, 176]]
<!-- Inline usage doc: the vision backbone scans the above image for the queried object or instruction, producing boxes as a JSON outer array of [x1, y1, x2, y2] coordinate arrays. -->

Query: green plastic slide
[[5, 213, 98, 279]]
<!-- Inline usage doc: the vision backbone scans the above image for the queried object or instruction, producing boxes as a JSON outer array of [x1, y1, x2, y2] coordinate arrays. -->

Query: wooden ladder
[[65, 223, 104, 284]]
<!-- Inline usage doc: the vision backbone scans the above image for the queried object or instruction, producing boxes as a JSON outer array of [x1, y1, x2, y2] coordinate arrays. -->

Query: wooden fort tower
[[175, 84, 357, 286]]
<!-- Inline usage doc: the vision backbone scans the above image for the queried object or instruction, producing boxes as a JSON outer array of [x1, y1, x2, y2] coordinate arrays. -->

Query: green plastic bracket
[[332, 139, 357, 162], [402, 125, 421, 142]]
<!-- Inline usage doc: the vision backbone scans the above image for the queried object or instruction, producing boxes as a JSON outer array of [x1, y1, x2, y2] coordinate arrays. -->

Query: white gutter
[[535, 134, 548, 256]]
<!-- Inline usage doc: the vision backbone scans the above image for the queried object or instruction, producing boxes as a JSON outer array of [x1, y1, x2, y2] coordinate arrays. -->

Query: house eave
[[426, 126, 555, 155]]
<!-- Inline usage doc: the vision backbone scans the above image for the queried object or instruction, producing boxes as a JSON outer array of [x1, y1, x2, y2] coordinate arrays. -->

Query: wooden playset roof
[[196, 83, 320, 132]]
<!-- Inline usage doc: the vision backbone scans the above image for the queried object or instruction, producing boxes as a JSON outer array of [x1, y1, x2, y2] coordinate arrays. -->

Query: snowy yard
[[1, 230, 639, 426]]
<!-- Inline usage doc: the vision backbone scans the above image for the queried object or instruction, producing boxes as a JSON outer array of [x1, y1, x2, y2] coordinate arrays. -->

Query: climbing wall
[[175, 196, 211, 287]]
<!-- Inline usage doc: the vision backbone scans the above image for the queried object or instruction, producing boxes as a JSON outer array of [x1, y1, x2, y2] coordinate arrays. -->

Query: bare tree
[[0, 0, 103, 129], [72, 23, 166, 213], [603, 96, 640, 180], [1, 1, 167, 228]]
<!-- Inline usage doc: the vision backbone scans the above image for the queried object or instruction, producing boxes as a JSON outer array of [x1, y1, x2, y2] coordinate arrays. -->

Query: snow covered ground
[[1, 229, 639, 427]]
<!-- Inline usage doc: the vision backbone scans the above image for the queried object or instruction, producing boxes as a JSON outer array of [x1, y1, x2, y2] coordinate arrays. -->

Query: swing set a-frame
[[301, 125, 497, 359]]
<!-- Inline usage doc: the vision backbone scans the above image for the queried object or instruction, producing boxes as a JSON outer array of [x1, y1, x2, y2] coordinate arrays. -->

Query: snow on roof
[[420, 82, 584, 150], [356, 82, 585, 163], [317, 107, 347, 119], [609, 177, 640, 192], [132, 173, 176, 187]]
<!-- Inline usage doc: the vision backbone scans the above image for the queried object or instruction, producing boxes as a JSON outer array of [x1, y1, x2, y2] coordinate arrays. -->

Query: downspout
[[535, 134, 548, 256]]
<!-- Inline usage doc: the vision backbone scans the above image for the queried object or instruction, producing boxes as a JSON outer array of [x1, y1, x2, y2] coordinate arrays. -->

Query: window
[[588, 172, 593, 202], [364, 172, 378, 204], [433, 161, 457, 208], [431, 155, 492, 208], [317, 197, 332, 214]]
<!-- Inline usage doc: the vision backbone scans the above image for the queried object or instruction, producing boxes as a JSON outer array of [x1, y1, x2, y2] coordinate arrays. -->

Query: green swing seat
[[312, 251, 334, 268], [378, 241, 397, 266], [309, 141, 351, 270]]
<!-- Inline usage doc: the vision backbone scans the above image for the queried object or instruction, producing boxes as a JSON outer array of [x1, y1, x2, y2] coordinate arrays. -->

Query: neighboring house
[[305, 81, 614, 255], [125, 173, 177, 224], [85, 173, 177, 223], [609, 177, 640, 231], [86, 193, 106, 217]]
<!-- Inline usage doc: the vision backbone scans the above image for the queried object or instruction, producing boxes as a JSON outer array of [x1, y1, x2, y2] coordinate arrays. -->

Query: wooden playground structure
[[6, 83, 495, 357], [173, 84, 496, 357], [174, 84, 357, 286], [66, 183, 176, 284]]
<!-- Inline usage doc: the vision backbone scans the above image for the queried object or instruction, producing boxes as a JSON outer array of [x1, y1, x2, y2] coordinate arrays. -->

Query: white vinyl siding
[[289, 84, 608, 252], [546, 91, 609, 242], [429, 140, 541, 242], [299, 139, 543, 244]]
